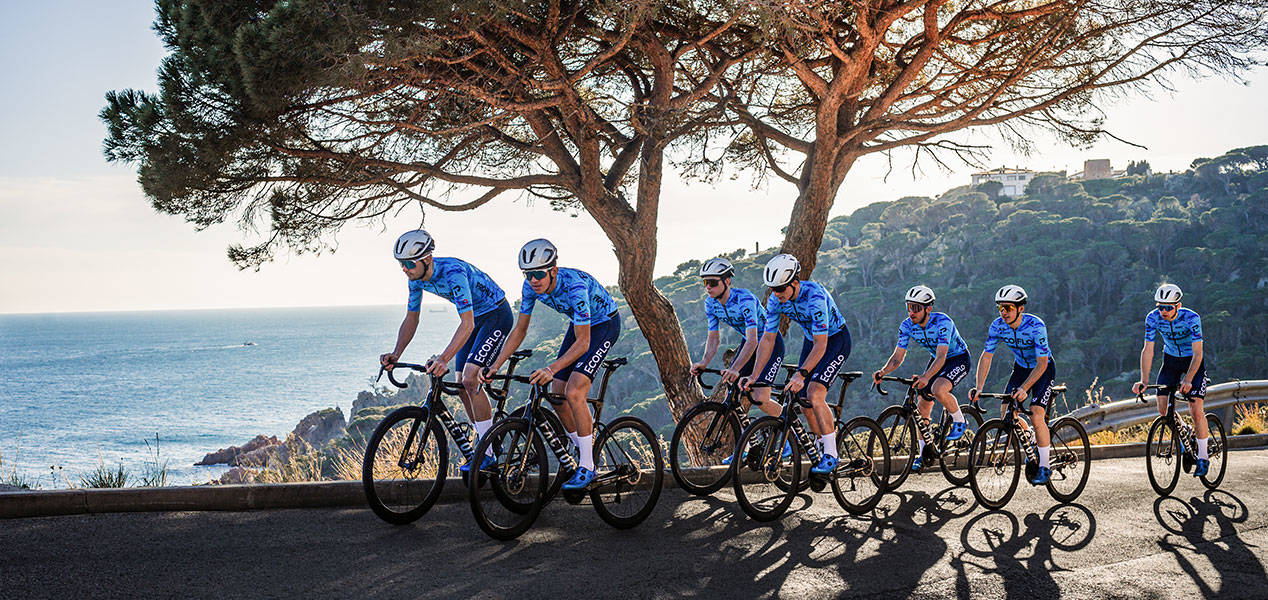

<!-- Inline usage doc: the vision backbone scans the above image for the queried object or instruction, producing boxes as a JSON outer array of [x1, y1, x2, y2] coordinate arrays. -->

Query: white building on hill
[[971, 167, 1036, 198]]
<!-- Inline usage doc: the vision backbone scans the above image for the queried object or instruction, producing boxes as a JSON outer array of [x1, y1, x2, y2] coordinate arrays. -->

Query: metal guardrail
[[1066, 380, 1267, 435]]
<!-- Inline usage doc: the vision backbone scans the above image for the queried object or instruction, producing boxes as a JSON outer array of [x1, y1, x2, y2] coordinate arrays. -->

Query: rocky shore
[[198, 372, 431, 484]]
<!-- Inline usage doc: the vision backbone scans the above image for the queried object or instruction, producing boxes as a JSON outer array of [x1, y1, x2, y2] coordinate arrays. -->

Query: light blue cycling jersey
[[1145, 307, 1203, 357], [407, 257, 506, 316], [520, 267, 618, 326], [897, 312, 969, 358], [705, 287, 766, 339], [763, 280, 846, 341], [983, 313, 1053, 369]]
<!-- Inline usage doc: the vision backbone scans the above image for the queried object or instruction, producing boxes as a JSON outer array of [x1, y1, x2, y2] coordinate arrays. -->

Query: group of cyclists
[[380, 227, 1214, 502]]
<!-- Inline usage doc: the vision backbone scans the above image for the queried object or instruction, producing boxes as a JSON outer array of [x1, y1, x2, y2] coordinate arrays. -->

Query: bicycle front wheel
[[877, 405, 916, 491], [731, 417, 800, 522], [669, 402, 739, 496], [969, 419, 1021, 510], [1146, 417, 1181, 497], [591, 416, 664, 529], [1046, 416, 1091, 503], [362, 406, 447, 525], [831, 416, 889, 515], [468, 417, 549, 541], [938, 405, 984, 487], [1200, 413, 1228, 490]]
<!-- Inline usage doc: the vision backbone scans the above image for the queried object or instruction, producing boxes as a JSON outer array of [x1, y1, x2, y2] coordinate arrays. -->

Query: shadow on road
[[1152, 490, 1265, 598], [952, 503, 1097, 599]]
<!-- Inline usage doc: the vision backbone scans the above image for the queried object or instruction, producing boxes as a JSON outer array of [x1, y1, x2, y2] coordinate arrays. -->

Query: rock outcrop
[[216, 467, 255, 484], [195, 434, 280, 466], [290, 408, 346, 449]]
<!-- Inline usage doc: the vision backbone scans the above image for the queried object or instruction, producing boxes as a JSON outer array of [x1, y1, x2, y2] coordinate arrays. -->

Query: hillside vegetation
[[518, 146, 1268, 441]]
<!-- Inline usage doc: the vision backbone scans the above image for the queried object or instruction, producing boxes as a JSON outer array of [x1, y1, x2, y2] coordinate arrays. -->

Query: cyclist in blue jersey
[[872, 286, 972, 472], [969, 285, 1056, 486], [743, 254, 851, 476], [689, 258, 786, 461], [481, 239, 621, 491], [380, 229, 513, 474], [1132, 283, 1211, 477]]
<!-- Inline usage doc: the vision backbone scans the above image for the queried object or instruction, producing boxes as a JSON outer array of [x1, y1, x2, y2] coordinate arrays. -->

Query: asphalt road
[[3, 451, 1266, 599]]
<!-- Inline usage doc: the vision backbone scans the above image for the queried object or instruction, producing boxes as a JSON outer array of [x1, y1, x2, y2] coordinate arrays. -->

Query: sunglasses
[[1156, 304, 1178, 312], [770, 283, 791, 294], [398, 259, 418, 269], [703, 278, 723, 289], [997, 304, 1018, 313], [906, 302, 927, 313], [524, 270, 550, 281]]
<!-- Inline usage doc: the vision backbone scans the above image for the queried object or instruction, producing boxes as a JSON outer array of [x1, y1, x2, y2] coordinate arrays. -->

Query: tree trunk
[[780, 151, 859, 276]]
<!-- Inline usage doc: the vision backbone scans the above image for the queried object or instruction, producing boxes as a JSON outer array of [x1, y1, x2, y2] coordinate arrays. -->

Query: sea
[[0, 305, 457, 487]]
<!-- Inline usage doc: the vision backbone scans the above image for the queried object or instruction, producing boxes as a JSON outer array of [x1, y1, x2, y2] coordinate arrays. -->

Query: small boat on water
[[242, 341, 257, 346]]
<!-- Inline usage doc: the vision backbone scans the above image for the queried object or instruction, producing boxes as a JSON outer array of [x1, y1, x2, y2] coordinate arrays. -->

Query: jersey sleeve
[[983, 321, 1000, 353], [807, 286, 831, 336], [406, 283, 422, 313], [705, 300, 719, 332], [896, 320, 911, 349], [1188, 312, 1203, 343], [1032, 320, 1052, 358], [739, 294, 760, 333], [1143, 311, 1158, 342], [518, 280, 536, 315], [446, 269, 475, 315], [932, 315, 951, 348], [762, 296, 781, 334], [567, 278, 592, 325]]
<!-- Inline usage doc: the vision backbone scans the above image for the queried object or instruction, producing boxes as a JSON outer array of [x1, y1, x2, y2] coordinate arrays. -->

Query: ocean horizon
[[0, 305, 459, 487]]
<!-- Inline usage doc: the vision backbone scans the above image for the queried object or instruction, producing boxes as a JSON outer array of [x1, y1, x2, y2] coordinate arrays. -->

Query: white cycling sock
[[1197, 436, 1209, 460], [567, 430, 580, 451], [950, 410, 965, 423], [821, 432, 838, 459], [1037, 445, 1050, 469], [577, 434, 595, 471], [917, 438, 926, 455], [474, 419, 494, 457]]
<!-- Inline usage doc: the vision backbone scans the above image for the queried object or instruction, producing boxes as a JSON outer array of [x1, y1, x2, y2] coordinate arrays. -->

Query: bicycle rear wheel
[[938, 405, 983, 487], [877, 405, 916, 491], [1200, 413, 1227, 490], [731, 417, 799, 522], [591, 416, 664, 529], [1146, 417, 1181, 497], [362, 406, 447, 525], [669, 402, 739, 496], [1046, 416, 1090, 503], [831, 416, 889, 515], [468, 417, 549, 541], [969, 419, 1021, 510]]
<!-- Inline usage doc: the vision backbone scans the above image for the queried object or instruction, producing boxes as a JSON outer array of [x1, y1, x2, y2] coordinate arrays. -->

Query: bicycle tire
[[1045, 416, 1091, 503], [1200, 413, 1227, 490], [731, 417, 800, 522], [468, 417, 549, 541], [669, 401, 740, 497], [362, 406, 447, 525], [877, 405, 917, 491], [591, 416, 664, 529], [831, 416, 889, 515], [508, 405, 571, 503], [938, 404, 984, 487], [1146, 417, 1181, 497], [969, 419, 1021, 510]]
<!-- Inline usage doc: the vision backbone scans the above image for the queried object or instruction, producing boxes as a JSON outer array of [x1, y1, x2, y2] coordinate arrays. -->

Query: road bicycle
[[873, 375, 985, 489], [468, 357, 665, 541], [729, 383, 889, 521], [361, 350, 538, 524], [1139, 384, 1227, 496], [968, 386, 1091, 510]]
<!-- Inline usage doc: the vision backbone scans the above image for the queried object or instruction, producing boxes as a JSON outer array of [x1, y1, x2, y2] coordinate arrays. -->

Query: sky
[[1, 2, 1266, 314]]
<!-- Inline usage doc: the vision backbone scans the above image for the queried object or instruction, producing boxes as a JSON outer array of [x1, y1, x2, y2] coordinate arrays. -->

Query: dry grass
[[1, 449, 40, 490], [1233, 403, 1266, 436]]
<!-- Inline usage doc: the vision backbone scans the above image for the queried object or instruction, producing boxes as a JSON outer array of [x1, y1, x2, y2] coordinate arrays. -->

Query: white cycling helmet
[[699, 258, 734, 279], [763, 254, 801, 287], [394, 229, 435, 260], [994, 284, 1028, 305], [905, 285, 936, 305], [518, 238, 558, 270], [1155, 283, 1183, 304]]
